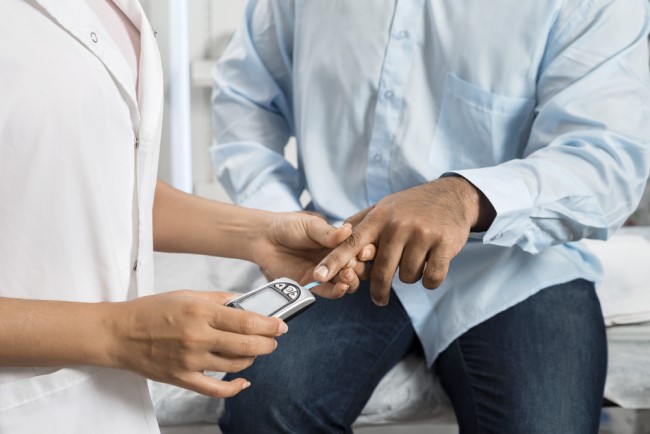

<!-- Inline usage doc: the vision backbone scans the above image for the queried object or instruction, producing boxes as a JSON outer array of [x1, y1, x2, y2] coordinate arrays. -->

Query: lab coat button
[[384, 90, 394, 100], [373, 154, 382, 162], [396, 30, 409, 40], [90, 32, 98, 43]]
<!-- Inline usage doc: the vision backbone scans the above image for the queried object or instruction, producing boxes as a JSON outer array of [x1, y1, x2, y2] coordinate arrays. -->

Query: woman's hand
[[251, 212, 375, 298], [107, 290, 287, 398]]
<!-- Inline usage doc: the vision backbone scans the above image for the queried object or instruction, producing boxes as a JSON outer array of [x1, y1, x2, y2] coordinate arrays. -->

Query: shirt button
[[134, 137, 140, 150], [384, 90, 394, 100], [132, 260, 139, 271], [396, 30, 409, 40], [90, 32, 98, 43]]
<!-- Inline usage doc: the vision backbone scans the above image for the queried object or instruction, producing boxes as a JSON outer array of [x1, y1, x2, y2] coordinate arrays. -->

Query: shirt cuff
[[237, 181, 303, 213], [451, 165, 535, 248]]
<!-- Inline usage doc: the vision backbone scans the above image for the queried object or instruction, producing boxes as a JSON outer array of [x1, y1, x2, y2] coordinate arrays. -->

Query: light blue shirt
[[211, 0, 650, 365]]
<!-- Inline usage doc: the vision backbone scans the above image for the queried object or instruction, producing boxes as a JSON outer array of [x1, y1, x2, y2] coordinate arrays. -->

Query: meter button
[[283, 286, 298, 294], [287, 292, 298, 300], [274, 283, 287, 290]]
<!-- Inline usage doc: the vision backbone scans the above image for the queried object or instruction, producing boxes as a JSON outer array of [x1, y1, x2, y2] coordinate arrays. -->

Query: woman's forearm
[[0, 297, 114, 368], [152, 180, 269, 261]]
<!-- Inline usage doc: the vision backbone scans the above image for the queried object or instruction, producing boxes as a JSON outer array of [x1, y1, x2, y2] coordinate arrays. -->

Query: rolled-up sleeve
[[455, 0, 650, 254]]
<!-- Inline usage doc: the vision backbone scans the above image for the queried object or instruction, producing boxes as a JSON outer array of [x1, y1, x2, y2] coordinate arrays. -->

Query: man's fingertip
[[314, 265, 329, 280]]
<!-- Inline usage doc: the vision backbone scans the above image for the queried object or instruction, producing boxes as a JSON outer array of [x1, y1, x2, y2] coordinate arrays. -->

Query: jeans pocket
[[429, 72, 535, 172]]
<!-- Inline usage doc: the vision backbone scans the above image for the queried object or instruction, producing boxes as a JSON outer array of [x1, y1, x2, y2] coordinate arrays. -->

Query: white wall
[[142, 0, 248, 200]]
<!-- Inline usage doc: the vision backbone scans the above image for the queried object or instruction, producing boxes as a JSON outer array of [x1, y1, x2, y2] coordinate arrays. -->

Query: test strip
[[304, 281, 322, 290]]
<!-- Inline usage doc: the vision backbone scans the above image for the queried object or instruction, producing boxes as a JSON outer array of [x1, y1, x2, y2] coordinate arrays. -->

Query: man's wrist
[[438, 174, 496, 232]]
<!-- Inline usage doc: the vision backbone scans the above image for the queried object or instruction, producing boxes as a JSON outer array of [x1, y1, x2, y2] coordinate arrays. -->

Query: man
[[211, 0, 650, 432], [0, 1, 365, 432]]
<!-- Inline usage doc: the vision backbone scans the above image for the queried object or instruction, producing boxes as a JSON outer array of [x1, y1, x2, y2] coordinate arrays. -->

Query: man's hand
[[251, 213, 374, 298], [108, 291, 286, 398], [313, 176, 495, 305]]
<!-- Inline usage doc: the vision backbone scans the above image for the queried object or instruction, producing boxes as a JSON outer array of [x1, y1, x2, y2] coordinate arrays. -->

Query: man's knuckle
[[423, 267, 446, 289], [422, 276, 440, 289], [327, 251, 344, 266], [440, 231, 458, 247], [344, 232, 361, 248], [417, 225, 435, 239], [372, 271, 392, 286], [399, 267, 419, 284]]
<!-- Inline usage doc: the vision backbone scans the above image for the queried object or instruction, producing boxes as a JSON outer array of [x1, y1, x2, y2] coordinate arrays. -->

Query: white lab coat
[[0, 0, 163, 432]]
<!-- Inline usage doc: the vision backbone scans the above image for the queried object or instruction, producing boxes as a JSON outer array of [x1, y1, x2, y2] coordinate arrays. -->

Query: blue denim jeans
[[219, 279, 607, 434]]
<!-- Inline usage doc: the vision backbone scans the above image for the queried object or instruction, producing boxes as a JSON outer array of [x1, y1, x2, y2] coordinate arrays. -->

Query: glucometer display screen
[[239, 288, 287, 314]]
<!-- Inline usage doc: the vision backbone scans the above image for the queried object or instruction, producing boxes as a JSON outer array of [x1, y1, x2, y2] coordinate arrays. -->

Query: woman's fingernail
[[242, 381, 251, 390], [315, 265, 329, 279], [371, 296, 387, 307], [340, 284, 350, 294], [278, 321, 289, 334]]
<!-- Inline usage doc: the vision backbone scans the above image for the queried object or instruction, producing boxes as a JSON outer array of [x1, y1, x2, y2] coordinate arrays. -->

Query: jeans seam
[[455, 339, 484, 434]]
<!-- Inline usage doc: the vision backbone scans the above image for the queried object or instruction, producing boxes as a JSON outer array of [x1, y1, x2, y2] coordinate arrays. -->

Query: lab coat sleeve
[[454, 0, 650, 254], [210, 0, 302, 212]]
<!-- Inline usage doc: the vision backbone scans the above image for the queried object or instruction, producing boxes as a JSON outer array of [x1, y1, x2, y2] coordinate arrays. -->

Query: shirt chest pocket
[[429, 72, 535, 172]]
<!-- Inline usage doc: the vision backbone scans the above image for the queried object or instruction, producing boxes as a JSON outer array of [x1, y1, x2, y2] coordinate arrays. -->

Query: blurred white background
[[142, 0, 248, 201]]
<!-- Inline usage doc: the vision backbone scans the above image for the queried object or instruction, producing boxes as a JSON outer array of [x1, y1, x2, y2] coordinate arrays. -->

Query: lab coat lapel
[[29, 0, 141, 129]]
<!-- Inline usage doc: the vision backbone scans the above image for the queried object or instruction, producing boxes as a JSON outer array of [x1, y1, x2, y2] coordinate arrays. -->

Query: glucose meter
[[226, 277, 316, 321]]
